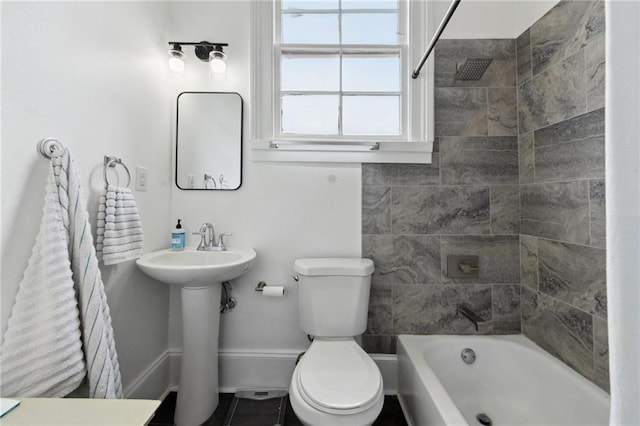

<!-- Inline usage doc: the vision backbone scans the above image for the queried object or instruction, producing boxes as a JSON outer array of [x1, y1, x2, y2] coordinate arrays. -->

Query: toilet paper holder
[[255, 281, 285, 294]]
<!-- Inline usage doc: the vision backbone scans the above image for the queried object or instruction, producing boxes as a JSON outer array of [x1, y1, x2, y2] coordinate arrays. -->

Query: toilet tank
[[294, 258, 374, 337]]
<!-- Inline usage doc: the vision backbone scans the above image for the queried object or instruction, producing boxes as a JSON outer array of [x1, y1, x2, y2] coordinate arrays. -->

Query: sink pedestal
[[174, 284, 221, 426]]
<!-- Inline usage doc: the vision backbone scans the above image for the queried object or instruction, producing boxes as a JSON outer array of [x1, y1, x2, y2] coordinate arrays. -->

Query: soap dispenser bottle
[[171, 219, 186, 251]]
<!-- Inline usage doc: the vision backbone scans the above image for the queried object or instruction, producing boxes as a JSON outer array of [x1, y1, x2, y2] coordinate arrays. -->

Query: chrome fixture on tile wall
[[168, 41, 228, 75]]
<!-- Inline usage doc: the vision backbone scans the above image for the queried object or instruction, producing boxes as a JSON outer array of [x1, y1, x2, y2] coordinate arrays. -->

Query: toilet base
[[289, 370, 384, 426]]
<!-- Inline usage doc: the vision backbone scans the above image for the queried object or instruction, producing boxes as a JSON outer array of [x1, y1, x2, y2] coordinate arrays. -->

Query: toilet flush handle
[[292, 275, 299, 282]]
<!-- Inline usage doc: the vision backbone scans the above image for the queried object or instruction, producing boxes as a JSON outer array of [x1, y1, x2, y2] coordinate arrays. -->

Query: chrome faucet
[[192, 222, 232, 251], [457, 304, 491, 332]]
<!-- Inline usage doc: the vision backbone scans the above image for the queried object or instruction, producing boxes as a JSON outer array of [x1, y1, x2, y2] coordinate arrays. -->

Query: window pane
[[282, 13, 339, 44], [342, 0, 398, 10], [282, 0, 339, 10], [342, 54, 400, 92], [282, 95, 339, 135], [281, 53, 340, 91], [342, 95, 400, 135], [341, 13, 398, 45]]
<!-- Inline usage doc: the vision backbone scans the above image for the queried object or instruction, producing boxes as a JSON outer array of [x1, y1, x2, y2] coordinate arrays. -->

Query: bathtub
[[397, 334, 610, 426]]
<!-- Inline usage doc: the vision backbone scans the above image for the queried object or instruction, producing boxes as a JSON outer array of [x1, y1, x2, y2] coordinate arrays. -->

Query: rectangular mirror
[[176, 92, 243, 190]]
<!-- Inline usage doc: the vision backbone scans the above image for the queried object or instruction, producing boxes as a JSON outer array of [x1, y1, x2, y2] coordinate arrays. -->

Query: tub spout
[[457, 304, 491, 332]]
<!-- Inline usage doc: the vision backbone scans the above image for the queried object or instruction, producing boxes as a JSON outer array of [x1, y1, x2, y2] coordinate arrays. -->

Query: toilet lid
[[297, 340, 382, 414]]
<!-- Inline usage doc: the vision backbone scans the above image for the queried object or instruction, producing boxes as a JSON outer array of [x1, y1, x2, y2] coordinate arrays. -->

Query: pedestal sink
[[136, 247, 256, 426]]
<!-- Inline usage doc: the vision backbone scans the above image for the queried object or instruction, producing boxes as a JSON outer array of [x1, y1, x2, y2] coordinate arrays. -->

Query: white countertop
[[0, 398, 161, 426]]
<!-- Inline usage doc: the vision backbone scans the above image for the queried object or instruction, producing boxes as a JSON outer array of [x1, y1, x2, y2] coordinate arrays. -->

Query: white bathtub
[[397, 334, 610, 426]]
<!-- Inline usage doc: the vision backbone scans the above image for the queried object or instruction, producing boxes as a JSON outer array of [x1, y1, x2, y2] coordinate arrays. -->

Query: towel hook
[[103, 155, 131, 188], [37, 138, 64, 159]]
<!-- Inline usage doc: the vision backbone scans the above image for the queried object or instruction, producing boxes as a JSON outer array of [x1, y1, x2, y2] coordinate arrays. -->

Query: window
[[251, 0, 434, 163], [278, 0, 403, 138]]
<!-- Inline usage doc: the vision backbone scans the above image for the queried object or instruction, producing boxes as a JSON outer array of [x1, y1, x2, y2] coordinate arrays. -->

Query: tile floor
[[149, 391, 408, 426]]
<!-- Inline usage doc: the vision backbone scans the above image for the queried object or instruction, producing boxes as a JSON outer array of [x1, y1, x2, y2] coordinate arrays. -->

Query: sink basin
[[136, 247, 256, 287]]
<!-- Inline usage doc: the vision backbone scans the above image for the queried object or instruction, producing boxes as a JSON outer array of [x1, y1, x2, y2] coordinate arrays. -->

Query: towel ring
[[103, 155, 131, 188]]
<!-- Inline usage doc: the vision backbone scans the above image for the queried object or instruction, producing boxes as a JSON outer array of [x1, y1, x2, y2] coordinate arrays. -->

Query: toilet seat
[[296, 340, 383, 416]]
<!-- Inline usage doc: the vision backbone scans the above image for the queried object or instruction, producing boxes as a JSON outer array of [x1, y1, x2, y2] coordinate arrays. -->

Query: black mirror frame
[[175, 91, 243, 191]]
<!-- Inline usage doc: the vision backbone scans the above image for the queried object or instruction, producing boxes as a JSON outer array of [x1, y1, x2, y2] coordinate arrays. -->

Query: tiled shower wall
[[517, 0, 608, 391], [361, 39, 522, 354], [361, 0, 608, 392]]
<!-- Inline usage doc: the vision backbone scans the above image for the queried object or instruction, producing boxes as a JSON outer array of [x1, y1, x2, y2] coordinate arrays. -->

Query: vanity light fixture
[[167, 41, 229, 74], [168, 43, 185, 73]]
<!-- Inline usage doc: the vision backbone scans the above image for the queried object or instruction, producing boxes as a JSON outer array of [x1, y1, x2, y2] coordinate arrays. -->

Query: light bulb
[[209, 50, 226, 74], [168, 46, 185, 73]]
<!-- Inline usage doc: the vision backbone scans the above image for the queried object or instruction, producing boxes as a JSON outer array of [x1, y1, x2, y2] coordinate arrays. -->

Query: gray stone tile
[[519, 132, 535, 184], [593, 316, 610, 392], [434, 39, 516, 88], [520, 181, 590, 245], [534, 108, 605, 148], [362, 235, 441, 285], [490, 185, 520, 234], [361, 335, 396, 355], [488, 88, 518, 136], [492, 284, 521, 334], [362, 186, 391, 235], [435, 88, 488, 136], [440, 137, 519, 185], [517, 45, 532, 85], [392, 186, 490, 234], [441, 235, 520, 284], [393, 285, 492, 335], [518, 51, 586, 134], [367, 284, 392, 334], [538, 239, 607, 318], [530, 0, 605, 76], [534, 109, 605, 182], [432, 138, 440, 153], [517, 28, 530, 53], [362, 161, 439, 186], [590, 179, 606, 248], [521, 288, 594, 381], [520, 235, 539, 290], [586, 37, 606, 111]]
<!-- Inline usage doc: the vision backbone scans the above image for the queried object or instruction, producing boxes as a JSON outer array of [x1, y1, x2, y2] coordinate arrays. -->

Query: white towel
[[0, 157, 86, 398], [96, 184, 143, 265], [52, 149, 123, 398]]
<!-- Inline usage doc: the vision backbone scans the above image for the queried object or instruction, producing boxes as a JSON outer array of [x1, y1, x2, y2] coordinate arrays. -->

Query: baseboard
[[168, 349, 397, 394], [123, 350, 171, 400]]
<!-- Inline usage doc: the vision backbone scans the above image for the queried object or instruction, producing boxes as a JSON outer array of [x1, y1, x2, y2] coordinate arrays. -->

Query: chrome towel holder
[[37, 139, 131, 188], [103, 155, 131, 188], [37, 138, 64, 159]]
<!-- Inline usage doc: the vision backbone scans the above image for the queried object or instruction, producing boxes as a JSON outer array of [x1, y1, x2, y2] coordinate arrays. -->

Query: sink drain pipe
[[220, 281, 236, 313]]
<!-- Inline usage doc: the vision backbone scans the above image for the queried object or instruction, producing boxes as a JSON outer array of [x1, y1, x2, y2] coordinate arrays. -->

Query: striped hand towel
[[96, 184, 143, 265], [0, 155, 86, 398], [53, 149, 123, 398]]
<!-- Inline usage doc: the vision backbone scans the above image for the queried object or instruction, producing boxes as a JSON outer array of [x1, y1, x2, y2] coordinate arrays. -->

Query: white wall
[[606, 1, 640, 424], [1, 2, 173, 397], [165, 1, 362, 355], [432, 0, 558, 39]]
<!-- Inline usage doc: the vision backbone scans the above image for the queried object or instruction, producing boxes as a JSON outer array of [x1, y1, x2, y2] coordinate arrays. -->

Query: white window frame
[[251, 0, 434, 163]]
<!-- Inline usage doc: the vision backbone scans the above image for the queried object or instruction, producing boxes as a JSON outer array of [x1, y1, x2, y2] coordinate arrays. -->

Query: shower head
[[455, 58, 493, 81]]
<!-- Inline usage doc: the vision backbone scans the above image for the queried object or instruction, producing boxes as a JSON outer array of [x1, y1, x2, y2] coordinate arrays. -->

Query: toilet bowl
[[290, 340, 384, 426], [289, 258, 384, 426]]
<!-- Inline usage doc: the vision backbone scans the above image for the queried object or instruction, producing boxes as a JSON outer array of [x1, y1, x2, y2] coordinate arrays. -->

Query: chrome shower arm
[[412, 0, 462, 79]]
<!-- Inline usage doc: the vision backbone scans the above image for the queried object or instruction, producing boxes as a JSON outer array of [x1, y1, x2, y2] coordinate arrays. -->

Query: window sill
[[250, 139, 433, 164]]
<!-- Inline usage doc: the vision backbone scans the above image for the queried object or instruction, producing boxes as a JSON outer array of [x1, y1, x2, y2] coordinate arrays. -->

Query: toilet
[[289, 258, 384, 426]]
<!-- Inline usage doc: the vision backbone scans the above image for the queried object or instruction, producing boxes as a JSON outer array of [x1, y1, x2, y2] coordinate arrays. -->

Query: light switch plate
[[136, 166, 148, 191]]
